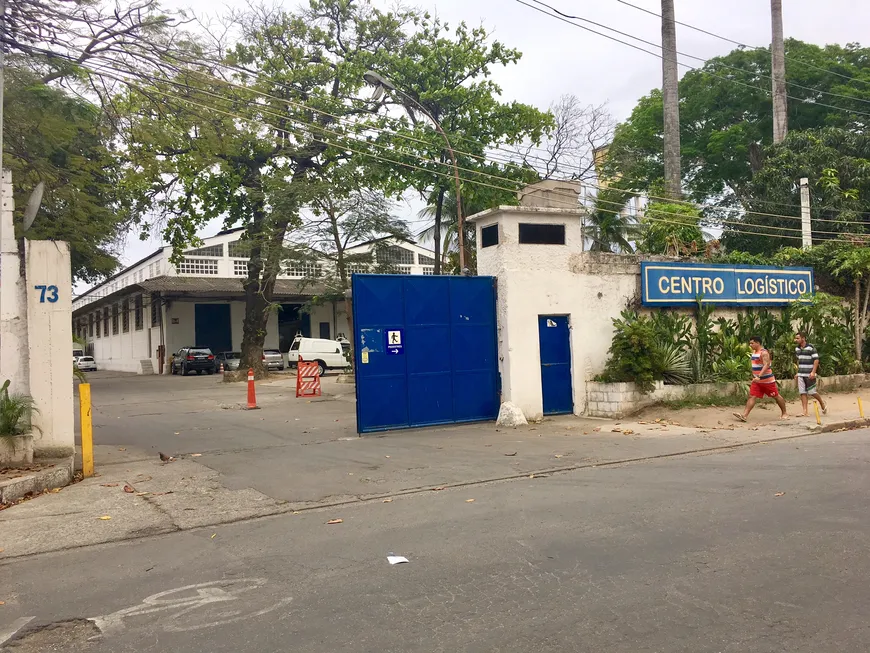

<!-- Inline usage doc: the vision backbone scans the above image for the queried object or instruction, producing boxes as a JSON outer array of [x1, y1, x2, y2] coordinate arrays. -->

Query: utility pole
[[800, 177, 812, 250], [661, 0, 681, 199], [771, 0, 788, 143]]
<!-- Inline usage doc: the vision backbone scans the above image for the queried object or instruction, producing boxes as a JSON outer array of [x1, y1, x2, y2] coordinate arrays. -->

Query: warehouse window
[[95, 313, 101, 338], [134, 294, 143, 331], [104, 307, 110, 335], [178, 258, 219, 275], [186, 244, 223, 257], [112, 303, 119, 335], [233, 260, 249, 276], [518, 223, 565, 245], [151, 293, 160, 327], [88, 313, 94, 338], [378, 245, 414, 265], [122, 298, 130, 333]]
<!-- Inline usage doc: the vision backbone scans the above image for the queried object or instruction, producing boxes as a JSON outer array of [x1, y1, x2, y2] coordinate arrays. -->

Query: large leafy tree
[[5, 67, 126, 281], [724, 128, 870, 255], [368, 17, 550, 273], [606, 40, 870, 206], [121, 0, 414, 376]]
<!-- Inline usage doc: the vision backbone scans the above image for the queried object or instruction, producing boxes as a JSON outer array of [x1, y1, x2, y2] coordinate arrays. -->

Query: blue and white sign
[[641, 262, 814, 306], [386, 328, 404, 355]]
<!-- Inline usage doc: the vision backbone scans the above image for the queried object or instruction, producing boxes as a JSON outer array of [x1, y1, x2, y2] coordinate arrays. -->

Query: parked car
[[287, 336, 350, 376], [262, 349, 285, 371], [214, 351, 241, 372], [171, 347, 216, 376], [75, 356, 97, 372]]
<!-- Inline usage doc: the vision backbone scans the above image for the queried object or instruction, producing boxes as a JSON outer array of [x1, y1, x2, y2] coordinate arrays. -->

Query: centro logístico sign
[[640, 262, 814, 306]]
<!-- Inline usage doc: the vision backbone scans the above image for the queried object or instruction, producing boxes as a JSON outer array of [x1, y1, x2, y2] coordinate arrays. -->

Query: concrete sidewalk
[[0, 413, 836, 560]]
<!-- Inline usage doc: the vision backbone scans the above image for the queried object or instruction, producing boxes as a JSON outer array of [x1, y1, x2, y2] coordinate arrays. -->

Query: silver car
[[262, 349, 285, 371]]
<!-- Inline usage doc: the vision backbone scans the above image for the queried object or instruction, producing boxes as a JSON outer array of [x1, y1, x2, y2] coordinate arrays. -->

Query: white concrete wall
[[26, 240, 75, 458], [87, 294, 154, 373], [475, 207, 638, 420]]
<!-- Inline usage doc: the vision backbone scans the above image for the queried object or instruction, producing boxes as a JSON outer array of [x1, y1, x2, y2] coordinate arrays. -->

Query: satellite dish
[[22, 182, 44, 232]]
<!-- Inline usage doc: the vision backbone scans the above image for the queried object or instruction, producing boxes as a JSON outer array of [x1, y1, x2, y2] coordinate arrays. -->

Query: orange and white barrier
[[246, 367, 259, 409], [296, 359, 322, 398]]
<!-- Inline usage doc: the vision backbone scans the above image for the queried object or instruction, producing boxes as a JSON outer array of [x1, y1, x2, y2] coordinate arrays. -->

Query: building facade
[[72, 228, 441, 374]]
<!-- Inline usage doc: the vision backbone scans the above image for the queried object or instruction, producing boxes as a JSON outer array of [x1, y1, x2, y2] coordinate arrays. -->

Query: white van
[[288, 336, 350, 375]]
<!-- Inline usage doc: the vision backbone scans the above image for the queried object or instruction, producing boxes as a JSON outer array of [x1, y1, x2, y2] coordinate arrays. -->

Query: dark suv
[[171, 347, 216, 376]]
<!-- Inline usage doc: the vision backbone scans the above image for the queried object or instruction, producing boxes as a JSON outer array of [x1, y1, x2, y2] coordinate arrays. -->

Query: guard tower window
[[481, 224, 499, 248], [518, 223, 565, 245]]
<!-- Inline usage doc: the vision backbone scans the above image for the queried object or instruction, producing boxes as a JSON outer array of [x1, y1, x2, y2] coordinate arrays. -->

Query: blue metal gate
[[353, 274, 499, 433]]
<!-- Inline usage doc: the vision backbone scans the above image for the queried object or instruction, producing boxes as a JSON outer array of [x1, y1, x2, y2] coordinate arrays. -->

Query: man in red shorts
[[734, 336, 788, 422]]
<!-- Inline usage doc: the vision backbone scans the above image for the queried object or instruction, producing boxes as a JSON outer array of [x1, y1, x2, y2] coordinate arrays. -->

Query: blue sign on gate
[[641, 262, 814, 306]]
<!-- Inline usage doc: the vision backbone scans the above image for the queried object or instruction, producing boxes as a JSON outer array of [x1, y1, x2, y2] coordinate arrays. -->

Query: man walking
[[794, 331, 827, 417], [734, 336, 788, 422]]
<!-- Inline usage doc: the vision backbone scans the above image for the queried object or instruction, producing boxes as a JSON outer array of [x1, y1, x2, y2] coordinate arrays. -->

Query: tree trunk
[[770, 0, 788, 144], [856, 282, 862, 362], [433, 186, 445, 275], [661, 0, 682, 200]]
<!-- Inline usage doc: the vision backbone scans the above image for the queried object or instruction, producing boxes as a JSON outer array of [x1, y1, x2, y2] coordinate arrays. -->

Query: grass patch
[[659, 385, 800, 410]]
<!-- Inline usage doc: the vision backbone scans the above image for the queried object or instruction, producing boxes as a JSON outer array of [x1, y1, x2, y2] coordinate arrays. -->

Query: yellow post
[[79, 383, 94, 478], [859, 397, 865, 419], [814, 400, 822, 426]]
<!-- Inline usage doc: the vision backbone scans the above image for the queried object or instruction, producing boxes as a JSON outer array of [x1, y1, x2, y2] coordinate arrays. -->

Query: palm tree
[[418, 191, 489, 274], [661, 0, 682, 199], [585, 187, 640, 253]]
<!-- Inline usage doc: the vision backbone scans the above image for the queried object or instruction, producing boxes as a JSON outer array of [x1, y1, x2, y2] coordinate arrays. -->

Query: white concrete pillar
[[0, 169, 30, 395], [26, 240, 74, 458]]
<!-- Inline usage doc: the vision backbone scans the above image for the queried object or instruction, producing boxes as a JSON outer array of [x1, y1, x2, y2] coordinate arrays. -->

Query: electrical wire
[[613, 0, 870, 88], [515, 0, 870, 119]]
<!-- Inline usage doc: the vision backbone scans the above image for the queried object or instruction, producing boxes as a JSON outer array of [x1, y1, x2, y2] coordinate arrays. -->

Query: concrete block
[[0, 434, 33, 465], [497, 401, 528, 427], [0, 456, 73, 504]]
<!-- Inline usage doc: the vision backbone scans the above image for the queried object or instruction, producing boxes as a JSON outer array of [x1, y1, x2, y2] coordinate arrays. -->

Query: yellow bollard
[[79, 383, 94, 478], [859, 397, 865, 419], [814, 400, 822, 426]]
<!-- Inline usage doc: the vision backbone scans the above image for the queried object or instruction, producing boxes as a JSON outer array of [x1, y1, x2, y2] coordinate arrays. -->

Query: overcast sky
[[106, 0, 870, 282]]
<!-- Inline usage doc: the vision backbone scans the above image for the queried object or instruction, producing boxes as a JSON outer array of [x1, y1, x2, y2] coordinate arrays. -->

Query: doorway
[[195, 304, 232, 353], [538, 315, 573, 415]]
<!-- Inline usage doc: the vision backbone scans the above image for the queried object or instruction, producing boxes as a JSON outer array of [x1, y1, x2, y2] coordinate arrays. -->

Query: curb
[[0, 457, 75, 505], [814, 417, 870, 433]]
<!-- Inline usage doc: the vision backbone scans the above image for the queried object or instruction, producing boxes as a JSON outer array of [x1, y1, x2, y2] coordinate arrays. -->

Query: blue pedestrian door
[[353, 274, 500, 433], [538, 315, 573, 415]]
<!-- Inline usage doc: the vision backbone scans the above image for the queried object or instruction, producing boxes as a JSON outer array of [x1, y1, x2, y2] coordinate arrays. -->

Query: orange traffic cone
[[219, 362, 224, 374], [246, 367, 259, 410]]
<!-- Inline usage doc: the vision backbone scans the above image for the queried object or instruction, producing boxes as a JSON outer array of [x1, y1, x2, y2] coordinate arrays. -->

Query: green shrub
[[601, 311, 663, 393], [0, 379, 37, 441]]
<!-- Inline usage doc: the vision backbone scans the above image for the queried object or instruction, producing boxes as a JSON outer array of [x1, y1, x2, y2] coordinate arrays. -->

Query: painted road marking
[[90, 578, 291, 636], [0, 617, 35, 646]]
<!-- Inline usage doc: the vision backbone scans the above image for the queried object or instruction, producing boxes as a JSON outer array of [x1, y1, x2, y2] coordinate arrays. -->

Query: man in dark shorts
[[734, 336, 788, 422], [794, 331, 827, 417]]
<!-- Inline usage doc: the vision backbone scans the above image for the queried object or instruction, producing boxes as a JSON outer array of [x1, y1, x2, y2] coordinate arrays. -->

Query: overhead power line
[[30, 43, 870, 233], [516, 0, 870, 119], [613, 0, 870, 88]]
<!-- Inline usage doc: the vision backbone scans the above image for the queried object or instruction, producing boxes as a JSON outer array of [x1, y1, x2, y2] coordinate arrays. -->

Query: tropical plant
[[712, 355, 751, 383], [600, 311, 662, 393], [657, 342, 692, 385], [636, 202, 706, 256], [0, 380, 37, 442], [650, 310, 693, 348], [585, 186, 639, 253]]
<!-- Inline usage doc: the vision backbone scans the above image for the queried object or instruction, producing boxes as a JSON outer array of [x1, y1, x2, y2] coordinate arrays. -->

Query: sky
[[105, 0, 870, 282]]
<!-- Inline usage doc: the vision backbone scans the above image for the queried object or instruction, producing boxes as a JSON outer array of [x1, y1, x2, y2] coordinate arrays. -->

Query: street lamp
[[363, 70, 466, 273]]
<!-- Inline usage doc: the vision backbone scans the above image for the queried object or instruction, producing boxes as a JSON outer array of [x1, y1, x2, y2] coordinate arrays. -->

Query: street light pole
[[363, 71, 466, 273]]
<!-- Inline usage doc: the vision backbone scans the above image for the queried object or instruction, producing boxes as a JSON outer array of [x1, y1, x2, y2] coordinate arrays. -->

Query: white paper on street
[[387, 555, 409, 565]]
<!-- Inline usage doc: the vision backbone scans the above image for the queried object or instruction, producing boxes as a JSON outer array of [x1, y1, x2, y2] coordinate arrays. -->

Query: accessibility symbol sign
[[386, 329, 404, 355]]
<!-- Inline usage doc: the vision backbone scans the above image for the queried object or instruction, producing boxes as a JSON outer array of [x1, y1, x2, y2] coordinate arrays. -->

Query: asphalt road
[[4, 428, 869, 652]]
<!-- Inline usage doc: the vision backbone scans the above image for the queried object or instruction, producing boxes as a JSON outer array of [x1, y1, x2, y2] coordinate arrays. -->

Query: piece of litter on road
[[135, 492, 149, 497], [432, 486, 446, 491], [554, 454, 563, 458], [383, 498, 393, 503], [611, 428, 622, 433], [327, 518, 343, 525], [0, 601, 5, 605], [211, 533, 216, 538], [50, 488, 61, 493], [387, 555, 409, 565], [465, 498, 475, 503], [118, 448, 126, 451], [774, 492, 785, 497], [123, 485, 135, 493], [529, 474, 535, 479], [190, 453, 202, 457], [504, 451, 517, 456], [174, 432, 180, 435], [622, 429, 634, 435], [100, 483, 118, 487], [98, 515, 112, 520], [385, 455, 391, 458]]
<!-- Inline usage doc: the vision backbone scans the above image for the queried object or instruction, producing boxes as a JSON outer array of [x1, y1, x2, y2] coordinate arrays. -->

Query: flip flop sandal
[[732, 412, 747, 422]]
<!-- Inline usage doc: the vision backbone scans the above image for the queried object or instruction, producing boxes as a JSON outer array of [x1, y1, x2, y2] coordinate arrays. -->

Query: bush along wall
[[597, 294, 865, 393]]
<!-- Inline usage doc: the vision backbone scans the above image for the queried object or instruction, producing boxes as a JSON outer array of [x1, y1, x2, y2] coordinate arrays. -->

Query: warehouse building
[[72, 228, 440, 373]]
